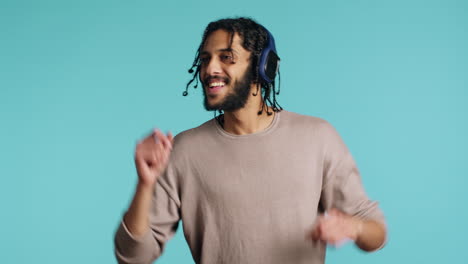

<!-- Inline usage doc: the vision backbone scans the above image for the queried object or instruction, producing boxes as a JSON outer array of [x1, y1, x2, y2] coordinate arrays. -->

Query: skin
[[123, 29, 387, 252]]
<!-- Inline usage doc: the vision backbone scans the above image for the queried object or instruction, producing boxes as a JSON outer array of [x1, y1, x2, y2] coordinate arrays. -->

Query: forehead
[[201, 29, 247, 54]]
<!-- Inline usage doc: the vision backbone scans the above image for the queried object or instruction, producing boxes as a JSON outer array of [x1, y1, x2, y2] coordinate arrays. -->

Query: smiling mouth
[[209, 81, 226, 88], [207, 83, 225, 94], [205, 78, 228, 94]]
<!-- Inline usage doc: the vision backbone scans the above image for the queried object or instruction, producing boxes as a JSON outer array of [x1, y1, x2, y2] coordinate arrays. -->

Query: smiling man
[[114, 17, 387, 264]]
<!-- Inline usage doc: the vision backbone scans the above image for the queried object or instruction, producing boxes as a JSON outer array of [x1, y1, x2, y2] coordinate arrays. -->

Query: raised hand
[[134, 129, 174, 187]]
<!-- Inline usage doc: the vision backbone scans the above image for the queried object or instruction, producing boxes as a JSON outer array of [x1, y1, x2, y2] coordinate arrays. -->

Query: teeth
[[209, 82, 225, 87]]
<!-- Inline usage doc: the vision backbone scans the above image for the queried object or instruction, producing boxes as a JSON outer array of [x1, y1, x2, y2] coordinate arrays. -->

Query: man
[[114, 17, 387, 264]]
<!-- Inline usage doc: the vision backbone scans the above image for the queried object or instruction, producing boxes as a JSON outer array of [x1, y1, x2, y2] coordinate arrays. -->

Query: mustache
[[203, 76, 230, 86]]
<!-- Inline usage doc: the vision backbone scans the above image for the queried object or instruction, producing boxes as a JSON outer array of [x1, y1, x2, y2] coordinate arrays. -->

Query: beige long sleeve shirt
[[114, 110, 385, 264]]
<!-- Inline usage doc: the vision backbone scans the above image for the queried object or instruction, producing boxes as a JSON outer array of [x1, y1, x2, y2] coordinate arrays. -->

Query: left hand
[[308, 208, 362, 247]]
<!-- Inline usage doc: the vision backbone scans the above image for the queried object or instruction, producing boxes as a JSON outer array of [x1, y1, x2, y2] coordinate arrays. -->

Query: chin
[[204, 98, 222, 111], [205, 92, 226, 105]]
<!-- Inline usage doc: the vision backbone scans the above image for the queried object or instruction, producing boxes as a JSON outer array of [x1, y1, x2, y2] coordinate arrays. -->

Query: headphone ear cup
[[264, 51, 280, 82], [258, 28, 280, 84]]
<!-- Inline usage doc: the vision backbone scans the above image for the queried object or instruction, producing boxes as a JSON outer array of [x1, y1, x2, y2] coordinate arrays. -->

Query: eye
[[220, 54, 235, 63], [200, 56, 210, 65]]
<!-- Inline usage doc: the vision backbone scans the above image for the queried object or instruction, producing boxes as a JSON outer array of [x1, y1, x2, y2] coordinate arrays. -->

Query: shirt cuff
[[114, 218, 156, 260]]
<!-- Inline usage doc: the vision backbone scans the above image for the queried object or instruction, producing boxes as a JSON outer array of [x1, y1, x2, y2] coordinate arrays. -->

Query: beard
[[202, 65, 254, 112]]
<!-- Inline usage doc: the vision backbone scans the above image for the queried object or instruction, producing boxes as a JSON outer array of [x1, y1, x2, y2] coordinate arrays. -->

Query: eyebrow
[[200, 48, 239, 56]]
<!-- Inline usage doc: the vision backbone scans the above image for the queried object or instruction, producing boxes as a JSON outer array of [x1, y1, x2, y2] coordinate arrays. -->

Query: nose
[[204, 57, 222, 76]]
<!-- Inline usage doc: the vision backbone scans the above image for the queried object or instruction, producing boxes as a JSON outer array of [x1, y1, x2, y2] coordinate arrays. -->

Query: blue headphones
[[258, 28, 280, 84]]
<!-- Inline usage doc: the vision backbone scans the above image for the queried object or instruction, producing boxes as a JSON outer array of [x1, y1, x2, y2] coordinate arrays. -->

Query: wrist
[[136, 181, 155, 193], [351, 218, 364, 241]]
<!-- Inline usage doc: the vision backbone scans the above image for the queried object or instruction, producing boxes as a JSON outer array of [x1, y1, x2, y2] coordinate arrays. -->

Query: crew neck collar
[[213, 110, 281, 139]]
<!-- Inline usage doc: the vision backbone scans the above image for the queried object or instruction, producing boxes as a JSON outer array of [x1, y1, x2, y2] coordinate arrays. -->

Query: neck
[[221, 87, 275, 135]]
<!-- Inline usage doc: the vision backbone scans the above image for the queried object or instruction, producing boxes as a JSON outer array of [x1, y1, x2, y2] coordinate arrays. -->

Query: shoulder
[[171, 118, 216, 152], [278, 110, 346, 149], [160, 119, 216, 178], [279, 110, 333, 132]]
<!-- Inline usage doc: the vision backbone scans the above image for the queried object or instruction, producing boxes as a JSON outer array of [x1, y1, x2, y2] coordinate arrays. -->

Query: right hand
[[134, 129, 174, 187]]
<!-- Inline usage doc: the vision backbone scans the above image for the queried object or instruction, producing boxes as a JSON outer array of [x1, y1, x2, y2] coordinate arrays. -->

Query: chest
[[187, 139, 324, 214]]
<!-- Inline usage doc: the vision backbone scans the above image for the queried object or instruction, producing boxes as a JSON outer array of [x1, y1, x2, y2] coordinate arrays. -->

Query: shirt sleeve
[[114, 163, 181, 264], [319, 121, 386, 224]]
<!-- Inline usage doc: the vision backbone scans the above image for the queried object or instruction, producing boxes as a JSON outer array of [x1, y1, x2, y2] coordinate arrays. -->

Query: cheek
[[199, 65, 208, 77], [199, 70, 205, 81]]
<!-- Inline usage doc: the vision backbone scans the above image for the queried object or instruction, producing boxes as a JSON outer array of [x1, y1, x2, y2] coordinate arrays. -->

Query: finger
[[135, 155, 146, 170], [163, 132, 173, 150], [311, 215, 325, 239], [155, 129, 172, 150], [319, 218, 330, 230], [323, 218, 343, 239], [314, 217, 327, 238], [153, 128, 163, 144], [141, 128, 159, 146], [311, 227, 321, 241], [155, 148, 163, 167], [162, 131, 173, 150], [149, 147, 159, 165], [320, 220, 339, 242], [159, 143, 172, 163], [319, 224, 328, 240], [161, 144, 170, 161], [167, 131, 174, 144], [151, 130, 161, 144]]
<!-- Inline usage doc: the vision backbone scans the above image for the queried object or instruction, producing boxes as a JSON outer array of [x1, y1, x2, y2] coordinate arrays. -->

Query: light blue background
[[1, 0, 467, 263]]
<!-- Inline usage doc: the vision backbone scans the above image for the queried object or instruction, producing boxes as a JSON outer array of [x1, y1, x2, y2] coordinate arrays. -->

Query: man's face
[[199, 29, 254, 112]]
